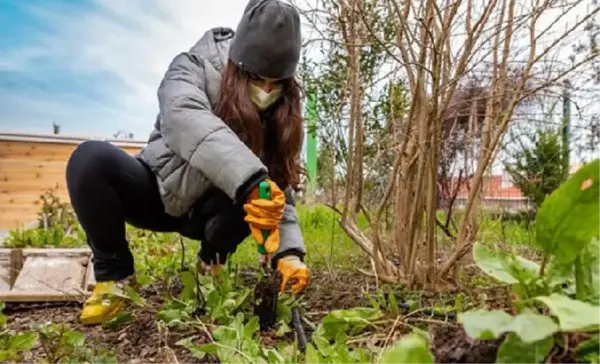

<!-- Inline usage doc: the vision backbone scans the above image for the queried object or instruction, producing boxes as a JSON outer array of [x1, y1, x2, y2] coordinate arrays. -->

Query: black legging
[[65, 140, 250, 282]]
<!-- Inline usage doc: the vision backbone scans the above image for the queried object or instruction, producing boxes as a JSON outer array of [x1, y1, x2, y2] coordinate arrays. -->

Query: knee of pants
[[66, 140, 116, 192], [205, 215, 249, 248]]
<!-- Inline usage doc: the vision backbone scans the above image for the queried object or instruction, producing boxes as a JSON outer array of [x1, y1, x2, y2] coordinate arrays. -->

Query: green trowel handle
[[257, 180, 271, 256]]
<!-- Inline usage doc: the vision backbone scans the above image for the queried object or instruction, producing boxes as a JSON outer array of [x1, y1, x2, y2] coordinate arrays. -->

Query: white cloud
[[1, 0, 251, 138]]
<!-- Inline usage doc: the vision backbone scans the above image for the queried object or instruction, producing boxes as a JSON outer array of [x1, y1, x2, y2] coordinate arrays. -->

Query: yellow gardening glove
[[277, 255, 311, 296], [243, 179, 285, 253]]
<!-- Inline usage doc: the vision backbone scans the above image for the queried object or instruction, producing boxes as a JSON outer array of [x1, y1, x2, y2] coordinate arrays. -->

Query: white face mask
[[249, 82, 282, 110]]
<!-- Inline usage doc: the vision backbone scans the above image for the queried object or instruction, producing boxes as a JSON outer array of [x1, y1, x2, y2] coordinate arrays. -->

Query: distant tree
[[113, 130, 135, 139], [504, 127, 570, 211], [52, 122, 61, 135]]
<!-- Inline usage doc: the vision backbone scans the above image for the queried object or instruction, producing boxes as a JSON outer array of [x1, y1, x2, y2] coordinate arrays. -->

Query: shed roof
[[0, 132, 147, 148]]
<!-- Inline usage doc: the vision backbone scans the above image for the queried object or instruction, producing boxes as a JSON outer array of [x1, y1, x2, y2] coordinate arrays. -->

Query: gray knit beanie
[[229, 0, 302, 79]]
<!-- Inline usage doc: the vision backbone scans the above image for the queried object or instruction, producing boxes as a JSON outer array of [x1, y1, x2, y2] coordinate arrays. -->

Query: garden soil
[[3, 269, 580, 363]]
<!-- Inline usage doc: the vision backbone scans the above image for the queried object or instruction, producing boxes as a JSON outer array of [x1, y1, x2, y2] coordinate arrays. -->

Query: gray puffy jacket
[[137, 27, 305, 261]]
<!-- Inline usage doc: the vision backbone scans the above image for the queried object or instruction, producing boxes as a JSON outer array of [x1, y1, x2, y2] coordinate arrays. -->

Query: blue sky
[[0, 0, 250, 139], [0, 0, 596, 165]]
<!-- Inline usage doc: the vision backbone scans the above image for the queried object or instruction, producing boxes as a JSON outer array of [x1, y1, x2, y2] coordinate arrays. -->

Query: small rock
[[140, 346, 156, 357]]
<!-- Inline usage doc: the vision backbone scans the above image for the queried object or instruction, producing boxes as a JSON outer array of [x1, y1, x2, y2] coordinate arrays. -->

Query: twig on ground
[[405, 317, 455, 326], [304, 310, 330, 317], [376, 314, 403, 363]]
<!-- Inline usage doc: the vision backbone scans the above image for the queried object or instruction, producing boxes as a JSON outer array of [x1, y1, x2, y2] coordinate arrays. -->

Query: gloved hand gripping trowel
[[253, 180, 282, 331], [252, 181, 307, 352]]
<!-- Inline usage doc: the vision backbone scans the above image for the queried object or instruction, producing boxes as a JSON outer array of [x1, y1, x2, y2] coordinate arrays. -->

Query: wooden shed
[[0, 132, 147, 231]]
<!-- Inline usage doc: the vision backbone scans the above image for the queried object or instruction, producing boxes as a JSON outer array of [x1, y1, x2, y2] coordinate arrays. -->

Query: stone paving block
[[11, 256, 88, 294]]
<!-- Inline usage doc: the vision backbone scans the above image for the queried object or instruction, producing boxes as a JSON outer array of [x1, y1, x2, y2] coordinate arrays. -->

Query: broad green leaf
[[502, 312, 559, 343], [121, 286, 147, 307], [177, 337, 217, 360], [276, 320, 292, 337], [333, 340, 354, 363], [472, 242, 539, 285], [265, 348, 285, 364], [379, 333, 434, 364], [0, 301, 6, 327], [352, 347, 376, 363], [0, 350, 11, 362], [63, 330, 85, 347], [234, 289, 251, 309], [102, 312, 133, 330], [496, 333, 553, 364], [546, 258, 574, 288], [575, 334, 599, 364], [276, 298, 293, 324], [388, 292, 399, 315], [305, 343, 323, 364], [458, 309, 513, 340], [320, 307, 382, 340], [581, 237, 600, 297], [312, 331, 333, 356], [244, 316, 260, 339], [535, 293, 600, 331], [461, 307, 578, 343], [8, 331, 38, 351], [195, 343, 219, 354], [157, 308, 189, 324], [535, 159, 600, 264]]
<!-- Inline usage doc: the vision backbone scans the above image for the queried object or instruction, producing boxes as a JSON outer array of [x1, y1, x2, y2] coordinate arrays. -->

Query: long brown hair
[[214, 60, 305, 189]]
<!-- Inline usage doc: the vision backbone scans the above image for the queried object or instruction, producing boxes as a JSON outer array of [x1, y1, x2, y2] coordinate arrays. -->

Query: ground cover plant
[[0, 160, 597, 363], [458, 160, 600, 363], [2, 0, 598, 360], [1, 194, 435, 363], [0, 166, 600, 364]]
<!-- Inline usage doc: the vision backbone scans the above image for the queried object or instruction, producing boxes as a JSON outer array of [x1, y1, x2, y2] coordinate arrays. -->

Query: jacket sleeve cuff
[[271, 201, 306, 268], [234, 170, 269, 205], [271, 248, 306, 269]]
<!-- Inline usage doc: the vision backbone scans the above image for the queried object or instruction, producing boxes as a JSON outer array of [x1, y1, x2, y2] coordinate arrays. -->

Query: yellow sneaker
[[80, 277, 135, 326]]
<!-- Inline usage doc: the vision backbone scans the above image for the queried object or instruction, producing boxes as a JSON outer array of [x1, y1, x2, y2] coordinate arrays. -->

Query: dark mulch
[[5, 290, 210, 363], [431, 323, 586, 363], [3, 270, 377, 363], [431, 324, 504, 363]]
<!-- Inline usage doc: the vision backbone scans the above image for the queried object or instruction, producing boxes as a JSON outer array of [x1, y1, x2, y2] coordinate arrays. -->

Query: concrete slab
[[11, 256, 88, 294]]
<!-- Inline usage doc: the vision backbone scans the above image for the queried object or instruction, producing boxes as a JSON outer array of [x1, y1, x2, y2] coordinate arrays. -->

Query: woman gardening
[[65, 0, 311, 325]]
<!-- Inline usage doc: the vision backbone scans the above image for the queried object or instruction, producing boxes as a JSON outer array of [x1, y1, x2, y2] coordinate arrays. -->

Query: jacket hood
[[190, 27, 235, 73]]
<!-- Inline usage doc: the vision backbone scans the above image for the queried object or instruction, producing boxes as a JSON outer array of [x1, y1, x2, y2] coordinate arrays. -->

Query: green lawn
[[3, 201, 539, 287]]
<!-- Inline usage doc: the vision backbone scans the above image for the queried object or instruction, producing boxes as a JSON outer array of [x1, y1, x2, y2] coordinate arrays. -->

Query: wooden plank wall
[[0, 140, 143, 230]]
